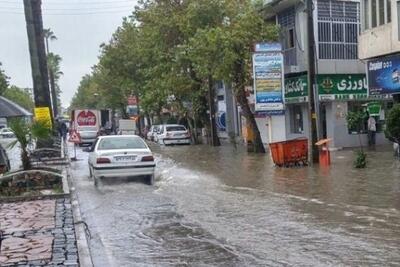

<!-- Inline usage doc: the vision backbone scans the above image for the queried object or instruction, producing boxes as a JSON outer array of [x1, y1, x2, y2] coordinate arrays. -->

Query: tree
[[3, 86, 35, 112], [43, 28, 60, 117], [0, 62, 9, 96], [385, 104, 400, 145], [8, 119, 51, 170], [346, 110, 367, 168]]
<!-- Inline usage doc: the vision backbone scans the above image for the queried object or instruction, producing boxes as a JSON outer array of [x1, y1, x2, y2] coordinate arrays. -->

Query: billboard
[[367, 53, 400, 96], [253, 43, 284, 113]]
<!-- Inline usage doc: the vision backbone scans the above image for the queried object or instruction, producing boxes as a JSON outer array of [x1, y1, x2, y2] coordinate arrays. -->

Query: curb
[[66, 163, 94, 267]]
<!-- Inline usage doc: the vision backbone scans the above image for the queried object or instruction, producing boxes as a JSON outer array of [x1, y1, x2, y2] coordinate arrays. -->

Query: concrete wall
[[318, 60, 365, 74], [255, 117, 269, 144], [359, 0, 400, 59]]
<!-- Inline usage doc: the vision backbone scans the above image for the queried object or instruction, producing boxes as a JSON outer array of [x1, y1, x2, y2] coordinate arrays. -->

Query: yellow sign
[[34, 107, 52, 128]]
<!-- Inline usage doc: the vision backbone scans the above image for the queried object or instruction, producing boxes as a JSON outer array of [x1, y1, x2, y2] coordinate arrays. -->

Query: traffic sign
[[68, 130, 81, 143]]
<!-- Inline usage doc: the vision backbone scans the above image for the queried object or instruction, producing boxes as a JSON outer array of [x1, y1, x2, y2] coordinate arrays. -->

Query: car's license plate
[[115, 156, 136, 161]]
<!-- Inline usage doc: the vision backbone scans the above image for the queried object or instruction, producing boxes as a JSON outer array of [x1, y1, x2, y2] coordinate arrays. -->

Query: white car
[[146, 125, 160, 141], [0, 128, 15, 139], [156, 124, 191, 145], [88, 135, 155, 185]]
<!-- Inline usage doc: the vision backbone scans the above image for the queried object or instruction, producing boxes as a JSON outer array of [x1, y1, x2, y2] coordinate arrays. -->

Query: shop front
[[283, 73, 392, 148]]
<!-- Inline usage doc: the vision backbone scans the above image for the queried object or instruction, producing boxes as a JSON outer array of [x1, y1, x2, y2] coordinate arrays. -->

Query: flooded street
[[69, 143, 400, 266]]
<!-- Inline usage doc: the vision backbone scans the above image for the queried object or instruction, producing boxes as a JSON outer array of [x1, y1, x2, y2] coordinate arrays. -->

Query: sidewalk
[[0, 198, 78, 266]]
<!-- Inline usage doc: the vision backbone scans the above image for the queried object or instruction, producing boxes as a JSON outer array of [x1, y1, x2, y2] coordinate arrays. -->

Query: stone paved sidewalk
[[0, 198, 79, 266]]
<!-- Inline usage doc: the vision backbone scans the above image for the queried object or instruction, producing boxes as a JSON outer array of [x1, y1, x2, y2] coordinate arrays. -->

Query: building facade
[[258, 0, 392, 148]]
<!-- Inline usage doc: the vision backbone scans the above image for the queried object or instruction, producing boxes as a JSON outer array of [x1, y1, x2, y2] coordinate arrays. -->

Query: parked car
[[0, 128, 15, 139], [75, 126, 98, 146], [156, 124, 191, 145], [146, 125, 160, 141], [87, 135, 156, 186]]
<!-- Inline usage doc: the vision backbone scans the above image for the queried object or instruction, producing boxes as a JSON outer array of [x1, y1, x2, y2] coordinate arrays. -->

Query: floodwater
[[69, 143, 400, 267]]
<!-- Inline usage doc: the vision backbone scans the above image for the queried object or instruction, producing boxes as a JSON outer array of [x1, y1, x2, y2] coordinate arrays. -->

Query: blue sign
[[252, 48, 284, 113], [216, 112, 226, 131], [368, 53, 400, 96], [254, 42, 282, 52]]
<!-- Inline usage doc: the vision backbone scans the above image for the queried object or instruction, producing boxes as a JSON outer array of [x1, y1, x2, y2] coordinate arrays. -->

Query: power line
[[0, 5, 134, 11], [0, 9, 133, 15], [0, 0, 136, 5]]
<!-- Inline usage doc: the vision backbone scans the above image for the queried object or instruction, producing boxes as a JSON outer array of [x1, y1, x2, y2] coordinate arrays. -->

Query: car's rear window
[[166, 126, 186, 132], [97, 137, 147, 150]]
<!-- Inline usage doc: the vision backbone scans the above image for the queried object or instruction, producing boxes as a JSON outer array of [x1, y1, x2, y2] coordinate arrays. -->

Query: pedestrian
[[368, 115, 377, 146], [56, 118, 67, 142]]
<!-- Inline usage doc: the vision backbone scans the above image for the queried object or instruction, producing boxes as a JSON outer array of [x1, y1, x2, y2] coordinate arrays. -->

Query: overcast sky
[[0, 0, 137, 108]]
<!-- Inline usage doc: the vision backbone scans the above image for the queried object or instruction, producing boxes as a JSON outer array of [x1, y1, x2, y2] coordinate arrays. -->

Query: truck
[[117, 119, 137, 135], [70, 109, 113, 145]]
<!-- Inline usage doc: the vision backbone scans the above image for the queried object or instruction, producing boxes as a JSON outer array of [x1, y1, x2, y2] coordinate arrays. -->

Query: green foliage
[[70, 0, 277, 151], [0, 62, 9, 96], [354, 150, 367, 168], [3, 86, 34, 111], [8, 119, 52, 170], [385, 104, 400, 144], [346, 110, 366, 134], [346, 110, 368, 167]]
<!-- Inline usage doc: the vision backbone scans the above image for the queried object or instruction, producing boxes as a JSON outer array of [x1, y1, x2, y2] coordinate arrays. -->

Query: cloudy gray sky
[[0, 0, 137, 108]]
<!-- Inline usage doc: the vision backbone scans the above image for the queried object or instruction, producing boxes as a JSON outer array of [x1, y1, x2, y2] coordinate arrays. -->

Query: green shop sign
[[317, 74, 368, 101], [284, 74, 308, 103], [284, 74, 369, 103]]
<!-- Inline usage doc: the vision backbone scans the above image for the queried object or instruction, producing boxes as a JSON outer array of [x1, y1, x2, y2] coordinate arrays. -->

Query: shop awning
[[0, 96, 32, 118]]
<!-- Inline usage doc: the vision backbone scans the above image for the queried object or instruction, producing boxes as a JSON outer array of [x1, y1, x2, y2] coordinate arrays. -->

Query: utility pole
[[208, 75, 221, 147], [306, 0, 319, 164], [23, 0, 53, 122]]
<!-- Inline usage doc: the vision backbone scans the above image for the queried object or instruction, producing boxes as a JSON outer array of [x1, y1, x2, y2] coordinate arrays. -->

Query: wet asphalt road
[[69, 142, 400, 267]]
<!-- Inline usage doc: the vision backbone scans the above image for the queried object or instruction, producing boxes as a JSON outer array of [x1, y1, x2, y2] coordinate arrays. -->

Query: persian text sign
[[34, 107, 52, 128], [367, 53, 400, 96], [317, 74, 368, 101], [284, 74, 308, 103], [253, 46, 284, 112]]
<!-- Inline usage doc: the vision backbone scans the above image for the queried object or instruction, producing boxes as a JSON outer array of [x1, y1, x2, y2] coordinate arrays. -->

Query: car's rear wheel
[[146, 174, 154, 185]]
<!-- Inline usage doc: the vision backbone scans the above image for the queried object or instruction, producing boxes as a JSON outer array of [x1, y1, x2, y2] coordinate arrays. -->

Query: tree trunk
[[49, 70, 58, 118], [21, 148, 31, 170], [23, 0, 53, 122], [233, 59, 265, 153], [207, 74, 220, 147]]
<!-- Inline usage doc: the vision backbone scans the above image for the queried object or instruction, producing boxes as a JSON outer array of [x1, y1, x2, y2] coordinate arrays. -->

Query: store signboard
[[367, 53, 400, 96], [317, 74, 368, 101], [284, 74, 308, 103], [252, 42, 284, 114]]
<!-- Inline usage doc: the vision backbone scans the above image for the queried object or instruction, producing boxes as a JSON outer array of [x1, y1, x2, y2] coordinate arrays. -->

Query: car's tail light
[[141, 155, 154, 162], [96, 157, 111, 164]]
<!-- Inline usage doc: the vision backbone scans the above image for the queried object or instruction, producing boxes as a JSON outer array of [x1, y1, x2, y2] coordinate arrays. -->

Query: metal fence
[[317, 0, 360, 60]]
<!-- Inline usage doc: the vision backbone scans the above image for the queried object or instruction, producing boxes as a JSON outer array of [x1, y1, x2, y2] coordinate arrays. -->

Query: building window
[[317, 0, 360, 60], [363, 0, 392, 30], [277, 8, 297, 66], [289, 105, 304, 134]]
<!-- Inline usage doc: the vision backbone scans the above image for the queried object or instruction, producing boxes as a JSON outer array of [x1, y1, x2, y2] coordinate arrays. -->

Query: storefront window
[[289, 105, 304, 134], [347, 102, 368, 134], [347, 101, 392, 134]]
